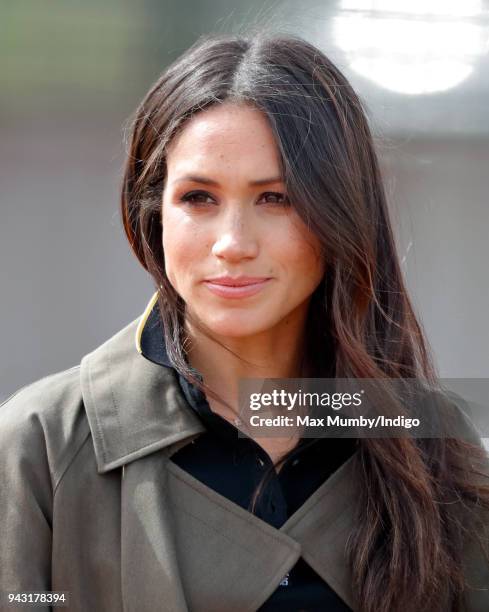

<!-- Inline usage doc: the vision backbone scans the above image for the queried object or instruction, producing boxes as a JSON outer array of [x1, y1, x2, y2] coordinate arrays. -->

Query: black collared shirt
[[138, 299, 355, 611]]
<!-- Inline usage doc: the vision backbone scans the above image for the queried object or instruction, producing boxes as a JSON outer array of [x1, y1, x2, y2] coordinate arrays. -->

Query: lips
[[204, 276, 271, 286], [202, 277, 272, 299]]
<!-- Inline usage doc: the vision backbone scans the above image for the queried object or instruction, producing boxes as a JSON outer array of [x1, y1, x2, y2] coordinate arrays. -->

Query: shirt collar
[[135, 291, 174, 369]]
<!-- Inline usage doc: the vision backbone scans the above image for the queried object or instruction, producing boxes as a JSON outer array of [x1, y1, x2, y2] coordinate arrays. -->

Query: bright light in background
[[334, 0, 489, 95]]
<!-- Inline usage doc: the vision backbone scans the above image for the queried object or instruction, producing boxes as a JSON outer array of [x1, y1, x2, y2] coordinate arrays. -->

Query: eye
[[179, 190, 216, 206], [259, 192, 290, 206], [177, 190, 290, 208]]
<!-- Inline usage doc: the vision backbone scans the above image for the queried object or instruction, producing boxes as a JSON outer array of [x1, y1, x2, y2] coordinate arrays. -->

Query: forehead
[[165, 103, 282, 176]]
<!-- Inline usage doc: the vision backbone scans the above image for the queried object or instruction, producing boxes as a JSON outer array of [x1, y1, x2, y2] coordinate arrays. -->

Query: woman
[[1, 32, 489, 612]]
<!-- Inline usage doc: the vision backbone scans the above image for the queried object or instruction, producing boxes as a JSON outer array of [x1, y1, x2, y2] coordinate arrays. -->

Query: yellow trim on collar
[[135, 291, 159, 354]]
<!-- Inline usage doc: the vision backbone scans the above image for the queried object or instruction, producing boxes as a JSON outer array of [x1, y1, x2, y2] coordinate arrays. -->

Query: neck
[[183, 309, 311, 418]]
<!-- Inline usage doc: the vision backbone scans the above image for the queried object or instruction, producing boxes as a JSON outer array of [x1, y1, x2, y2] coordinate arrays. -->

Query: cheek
[[162, 210, 211, 286], [280, 224, 325, 280]]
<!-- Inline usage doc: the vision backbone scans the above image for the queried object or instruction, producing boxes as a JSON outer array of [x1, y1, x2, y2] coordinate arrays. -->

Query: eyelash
[[179, 190, 290, 207]]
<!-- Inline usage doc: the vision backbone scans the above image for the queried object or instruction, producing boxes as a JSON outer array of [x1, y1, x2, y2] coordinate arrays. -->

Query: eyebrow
[[172, 174, 284, 187]]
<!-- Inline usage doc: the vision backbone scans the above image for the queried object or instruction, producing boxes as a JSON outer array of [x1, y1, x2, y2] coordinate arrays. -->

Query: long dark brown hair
[[120, 31, 489, 611]]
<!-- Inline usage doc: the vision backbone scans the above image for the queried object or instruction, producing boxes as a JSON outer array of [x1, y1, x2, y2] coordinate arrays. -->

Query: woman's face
[[161, 102, 325, 339]]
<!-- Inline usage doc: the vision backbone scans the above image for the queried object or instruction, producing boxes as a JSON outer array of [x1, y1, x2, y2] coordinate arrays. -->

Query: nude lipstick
[[203, 276, 272, 299]]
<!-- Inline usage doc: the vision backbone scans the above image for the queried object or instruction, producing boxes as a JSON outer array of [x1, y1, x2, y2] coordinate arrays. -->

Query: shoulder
[[0, 365, 90, 491]]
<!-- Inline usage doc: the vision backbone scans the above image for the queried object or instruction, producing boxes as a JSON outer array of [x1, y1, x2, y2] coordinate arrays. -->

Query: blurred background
[[1, 0, 488, 402]]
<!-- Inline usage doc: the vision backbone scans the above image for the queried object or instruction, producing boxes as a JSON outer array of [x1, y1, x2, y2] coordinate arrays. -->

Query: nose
[[211, 208, 259, 262]]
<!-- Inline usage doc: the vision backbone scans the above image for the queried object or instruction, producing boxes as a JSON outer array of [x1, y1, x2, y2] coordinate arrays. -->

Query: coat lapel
[[157, 452, 301, 612], [280, 453, 359, 609], [120, 451, 189, 612], [119, 443, 358, 612]]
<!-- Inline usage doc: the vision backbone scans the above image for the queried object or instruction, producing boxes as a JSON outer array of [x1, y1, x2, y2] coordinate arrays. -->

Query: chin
[[199, 311, 276, 339]]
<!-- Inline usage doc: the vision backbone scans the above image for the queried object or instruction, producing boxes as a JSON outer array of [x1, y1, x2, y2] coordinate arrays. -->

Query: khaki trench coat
[[1, 313, 489, 612]]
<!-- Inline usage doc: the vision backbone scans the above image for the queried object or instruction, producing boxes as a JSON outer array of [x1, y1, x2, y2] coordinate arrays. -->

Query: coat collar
[[80, 293, 206, 474]]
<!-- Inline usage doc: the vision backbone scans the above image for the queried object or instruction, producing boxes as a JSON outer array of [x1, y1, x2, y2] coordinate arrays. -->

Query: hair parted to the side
[[120, 31, 489, 612]]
